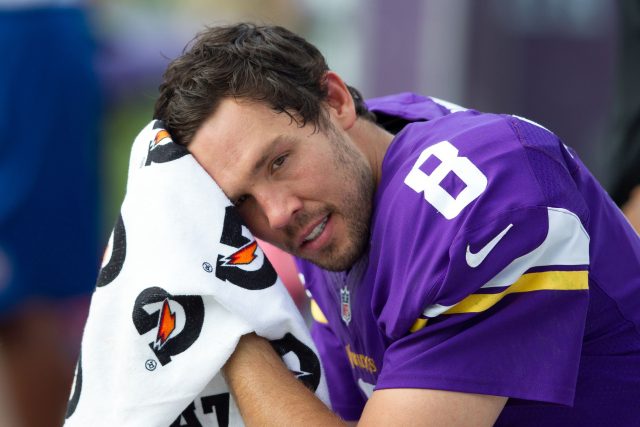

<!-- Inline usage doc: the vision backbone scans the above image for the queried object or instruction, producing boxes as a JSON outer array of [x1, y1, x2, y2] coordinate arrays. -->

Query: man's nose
[[256, 188, 302, 230]]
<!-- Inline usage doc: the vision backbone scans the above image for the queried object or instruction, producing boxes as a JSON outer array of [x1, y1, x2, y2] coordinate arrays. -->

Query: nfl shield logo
[[340, 287, 351, 325]]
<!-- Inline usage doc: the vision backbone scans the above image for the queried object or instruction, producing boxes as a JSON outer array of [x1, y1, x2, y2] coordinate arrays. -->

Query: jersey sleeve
[[310, 306, 366, 421], [371, 114, 591, 405]]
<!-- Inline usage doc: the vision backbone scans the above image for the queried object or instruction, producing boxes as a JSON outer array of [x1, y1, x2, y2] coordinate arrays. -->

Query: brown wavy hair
[[154, 23, 375, 146]]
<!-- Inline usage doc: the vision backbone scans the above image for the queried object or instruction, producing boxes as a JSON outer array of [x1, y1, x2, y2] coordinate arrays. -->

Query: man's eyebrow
[[251, 135, 295, 173]]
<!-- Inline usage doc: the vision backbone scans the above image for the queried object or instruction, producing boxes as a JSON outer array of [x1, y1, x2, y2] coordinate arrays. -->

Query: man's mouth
[[302, 215, 329, 244]]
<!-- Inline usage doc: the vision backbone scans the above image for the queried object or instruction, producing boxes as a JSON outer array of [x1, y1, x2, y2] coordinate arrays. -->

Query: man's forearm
[[223, 333, 345, 427]]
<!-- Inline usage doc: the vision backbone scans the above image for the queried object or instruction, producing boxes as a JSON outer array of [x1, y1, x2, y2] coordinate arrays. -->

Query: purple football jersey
[[296, 93, 640, 425]]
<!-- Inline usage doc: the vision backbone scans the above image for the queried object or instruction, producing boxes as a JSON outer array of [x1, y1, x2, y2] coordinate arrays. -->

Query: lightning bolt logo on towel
[[215, 206, 277, 290], [154, 299, 177, 350], [143, 121, 189, 167], [221, 241, 258, 266], [132, 287, 204, 366]]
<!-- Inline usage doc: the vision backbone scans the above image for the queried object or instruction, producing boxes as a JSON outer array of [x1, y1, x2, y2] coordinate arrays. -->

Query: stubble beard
[[293, 125, 375, 272]]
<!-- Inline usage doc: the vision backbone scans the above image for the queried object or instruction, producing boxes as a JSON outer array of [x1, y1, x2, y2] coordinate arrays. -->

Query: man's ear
[[324, 71, 357, 130]]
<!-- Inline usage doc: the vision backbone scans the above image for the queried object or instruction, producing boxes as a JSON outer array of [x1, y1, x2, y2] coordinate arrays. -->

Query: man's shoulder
[[375, 109, 542, 226], [373, 99, 586, 229], [367, 106, 589, 338], [365, 92, 466, 125], [371, 106, 584, 271], [370, 94, 529, 182]]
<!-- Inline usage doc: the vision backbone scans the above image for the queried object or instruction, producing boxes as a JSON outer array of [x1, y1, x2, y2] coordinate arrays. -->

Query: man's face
[[189, 98, 374, 271]]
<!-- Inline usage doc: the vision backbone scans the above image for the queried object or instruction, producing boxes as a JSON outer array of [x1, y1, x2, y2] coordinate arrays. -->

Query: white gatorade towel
[[64, 120, 329, 426]]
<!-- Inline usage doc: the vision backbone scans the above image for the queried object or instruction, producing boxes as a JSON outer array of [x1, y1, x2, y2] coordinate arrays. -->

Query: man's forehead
[[206, 98, 299, 139], [200, 99, 269, 138], [189, 99, 294, 193]]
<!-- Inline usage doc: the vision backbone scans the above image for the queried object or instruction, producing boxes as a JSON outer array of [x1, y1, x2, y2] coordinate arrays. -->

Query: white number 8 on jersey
[[404, 140, 487, 219]]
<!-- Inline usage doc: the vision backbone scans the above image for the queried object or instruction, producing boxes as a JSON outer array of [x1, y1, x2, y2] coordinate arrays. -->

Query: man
[[154, 23, 640, 426]]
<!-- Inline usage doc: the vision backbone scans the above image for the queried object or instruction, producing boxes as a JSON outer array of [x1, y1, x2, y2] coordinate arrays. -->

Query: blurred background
[[98, 0, 639, 230], [1, 0, 638, 426]]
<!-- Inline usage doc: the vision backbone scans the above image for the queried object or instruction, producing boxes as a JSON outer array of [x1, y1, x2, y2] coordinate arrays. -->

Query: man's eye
[[272, 154, 288, 172]]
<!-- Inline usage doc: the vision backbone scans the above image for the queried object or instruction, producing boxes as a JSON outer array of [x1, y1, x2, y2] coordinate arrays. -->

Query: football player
[[154, 23, 640, 426]]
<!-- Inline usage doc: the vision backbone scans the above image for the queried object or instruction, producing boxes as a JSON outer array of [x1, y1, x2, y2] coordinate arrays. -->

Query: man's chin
[[301, 247, 363, 272]]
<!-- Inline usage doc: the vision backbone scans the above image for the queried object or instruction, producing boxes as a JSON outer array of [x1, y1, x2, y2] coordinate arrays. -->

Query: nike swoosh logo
[[465, 223, 514, 268]]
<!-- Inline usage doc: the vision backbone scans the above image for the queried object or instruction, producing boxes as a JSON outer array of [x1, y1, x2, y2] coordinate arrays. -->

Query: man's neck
[[348, 118, 395, 187]]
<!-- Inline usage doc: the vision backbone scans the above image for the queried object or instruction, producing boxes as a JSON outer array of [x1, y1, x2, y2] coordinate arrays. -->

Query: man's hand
[[223, 333, 507, 426]]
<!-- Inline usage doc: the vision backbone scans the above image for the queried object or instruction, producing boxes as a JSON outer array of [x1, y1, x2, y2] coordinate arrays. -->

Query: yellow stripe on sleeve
[[310, 299, 329, 324], [445, 270, 588, 315], [409, 318, 428, 333]]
